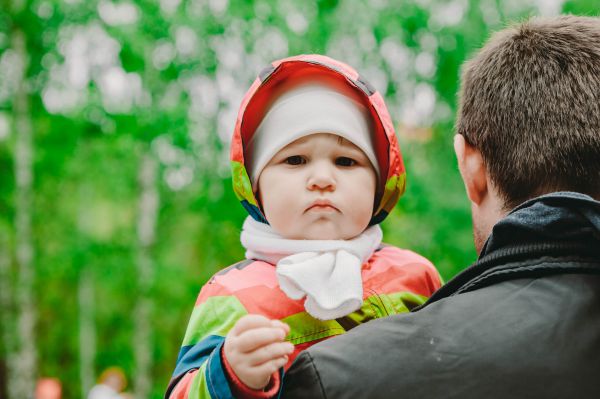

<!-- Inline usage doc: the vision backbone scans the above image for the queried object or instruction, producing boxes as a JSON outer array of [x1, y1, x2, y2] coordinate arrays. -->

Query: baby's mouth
[[306, 200, 339, 213]]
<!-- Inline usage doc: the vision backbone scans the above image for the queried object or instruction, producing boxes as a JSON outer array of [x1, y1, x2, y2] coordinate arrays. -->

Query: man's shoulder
[[284, 272, 600, 398]]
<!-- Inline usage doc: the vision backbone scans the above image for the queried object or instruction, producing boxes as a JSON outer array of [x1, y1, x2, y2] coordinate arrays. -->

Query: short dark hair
[[456, 15, 600, 209]]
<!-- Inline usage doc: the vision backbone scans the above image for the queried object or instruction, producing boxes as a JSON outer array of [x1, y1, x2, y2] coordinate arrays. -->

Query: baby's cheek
[[268, 207, 300, 238], [350, 206, 373, 233]]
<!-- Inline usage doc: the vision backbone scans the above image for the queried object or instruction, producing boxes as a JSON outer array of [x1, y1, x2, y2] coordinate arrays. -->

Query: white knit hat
[[246, 82, 379, 187]]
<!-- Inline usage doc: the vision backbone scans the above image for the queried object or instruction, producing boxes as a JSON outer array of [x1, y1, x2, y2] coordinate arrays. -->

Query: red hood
[[230, 54, 406, 225]]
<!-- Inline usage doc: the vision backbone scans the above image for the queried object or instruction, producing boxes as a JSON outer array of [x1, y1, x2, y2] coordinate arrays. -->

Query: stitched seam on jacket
[[457, 260, 600, 294], [465, 259, 600, 290], [477, 243, 599, 269], [364, 288, 386, 317], [289, 328, 345, 343], [207, 304, 229, 399], [206, 357, 221, 399]]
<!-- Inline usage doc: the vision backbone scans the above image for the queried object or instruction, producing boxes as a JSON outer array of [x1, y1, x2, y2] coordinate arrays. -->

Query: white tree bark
[[77, 179, 96, 399], [133, 153, 159, 399], [12, 28, 37, 399]]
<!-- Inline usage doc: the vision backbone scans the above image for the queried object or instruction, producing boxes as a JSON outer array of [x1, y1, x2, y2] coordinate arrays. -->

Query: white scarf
[[240, 216, 383, 320]]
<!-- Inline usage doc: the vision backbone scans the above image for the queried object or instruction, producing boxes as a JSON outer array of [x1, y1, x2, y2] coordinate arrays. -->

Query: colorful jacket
[[166, 247, 442, 399], [166, 55, 441, 398]]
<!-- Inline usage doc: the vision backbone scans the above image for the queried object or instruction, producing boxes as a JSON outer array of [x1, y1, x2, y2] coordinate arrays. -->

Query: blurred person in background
[[87, 367, 127, 399], [35, 378, 62, 399]]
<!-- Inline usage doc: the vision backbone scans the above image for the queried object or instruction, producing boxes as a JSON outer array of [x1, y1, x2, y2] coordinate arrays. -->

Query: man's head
[[454, 15, 600, 252]]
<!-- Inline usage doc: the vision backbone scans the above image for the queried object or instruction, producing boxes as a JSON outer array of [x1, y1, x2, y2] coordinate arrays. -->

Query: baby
[[166, 54, 442, 399]]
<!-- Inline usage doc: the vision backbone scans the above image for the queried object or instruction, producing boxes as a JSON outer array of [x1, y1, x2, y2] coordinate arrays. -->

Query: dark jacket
[[281, 192, 600, 398]]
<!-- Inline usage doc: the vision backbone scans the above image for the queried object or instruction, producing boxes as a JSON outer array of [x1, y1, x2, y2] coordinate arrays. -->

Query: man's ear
[[454, 134, 487, 205]]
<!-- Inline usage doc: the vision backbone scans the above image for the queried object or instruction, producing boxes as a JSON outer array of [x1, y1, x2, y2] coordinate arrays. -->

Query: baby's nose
[[307, 163, 336, 191]]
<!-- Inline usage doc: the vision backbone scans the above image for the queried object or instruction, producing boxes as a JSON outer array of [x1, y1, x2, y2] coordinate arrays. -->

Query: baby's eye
[[336, 157, 356, 167], [285, 155, 306, 165]]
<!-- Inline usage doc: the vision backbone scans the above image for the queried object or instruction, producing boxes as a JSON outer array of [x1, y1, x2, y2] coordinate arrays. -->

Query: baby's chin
[[299, 232, 343, 240], [279, 224, 363, 241]]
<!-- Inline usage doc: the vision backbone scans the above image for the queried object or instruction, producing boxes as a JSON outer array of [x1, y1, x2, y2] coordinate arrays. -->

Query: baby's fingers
[[236, 327, 287, 353], [246, 356, 289, 384], [230, 315, 273, 336], [271, 319, 290, 335], [248, 341, 294, 366]]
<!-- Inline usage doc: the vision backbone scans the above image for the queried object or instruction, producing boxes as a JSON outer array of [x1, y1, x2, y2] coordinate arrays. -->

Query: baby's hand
[[224, 315, 294, 390]]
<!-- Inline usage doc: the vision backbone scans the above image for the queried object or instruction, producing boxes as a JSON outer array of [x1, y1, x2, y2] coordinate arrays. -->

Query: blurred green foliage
[[0, 0, 598, 398]]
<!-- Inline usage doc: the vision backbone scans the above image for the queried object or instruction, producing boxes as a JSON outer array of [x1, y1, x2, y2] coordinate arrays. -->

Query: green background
[[1, 0, 597, 397]]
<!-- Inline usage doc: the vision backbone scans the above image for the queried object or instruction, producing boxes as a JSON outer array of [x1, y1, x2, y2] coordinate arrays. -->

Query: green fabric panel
[[231, 160, 256, 205], [382, 291, 429, 314], [283, 292, 429, 345], [340, 294, 390, 327], [188, 363, 210, 399], [282, 312, 345, 345], [282, 294, 395, 345], [182, 296, 248, 346]]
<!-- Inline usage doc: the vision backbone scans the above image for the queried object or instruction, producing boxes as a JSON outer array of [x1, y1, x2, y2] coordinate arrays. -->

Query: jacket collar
[[423, 192, 600, 307], [480, 191, 600, 257]]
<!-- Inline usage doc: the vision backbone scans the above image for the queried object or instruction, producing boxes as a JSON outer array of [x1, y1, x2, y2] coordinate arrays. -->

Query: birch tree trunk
[[77, 174, 96, 398], [133, 153, 159, 399], [12, 28, 37, 399]]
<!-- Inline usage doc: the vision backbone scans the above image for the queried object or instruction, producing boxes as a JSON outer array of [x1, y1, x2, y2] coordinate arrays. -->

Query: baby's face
[[257, 133, 376, 240]]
